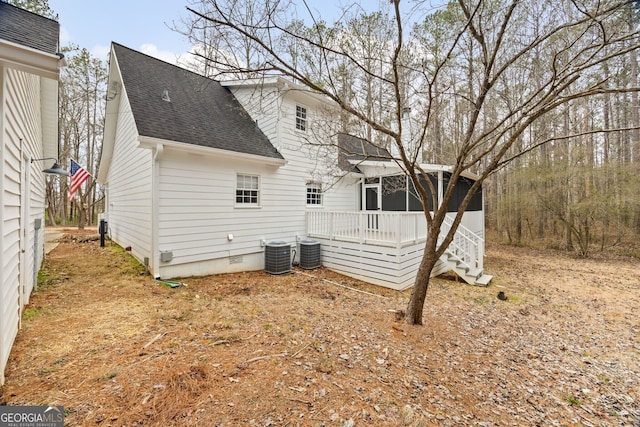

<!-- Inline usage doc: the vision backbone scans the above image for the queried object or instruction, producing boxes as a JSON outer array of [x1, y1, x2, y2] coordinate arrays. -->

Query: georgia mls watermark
[[0, 406, 64, 427]]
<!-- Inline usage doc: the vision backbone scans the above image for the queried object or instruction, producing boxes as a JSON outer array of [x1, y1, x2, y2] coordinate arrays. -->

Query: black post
[[99, 219, 107, 247]]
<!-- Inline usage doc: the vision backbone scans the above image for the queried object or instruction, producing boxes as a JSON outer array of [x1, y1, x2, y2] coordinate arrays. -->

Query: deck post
[[329, 211, 334, 240]]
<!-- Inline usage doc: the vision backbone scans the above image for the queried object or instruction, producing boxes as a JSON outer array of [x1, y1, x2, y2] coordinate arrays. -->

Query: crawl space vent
[[265, 241, 291, 274], [299, 239, 321, 269]]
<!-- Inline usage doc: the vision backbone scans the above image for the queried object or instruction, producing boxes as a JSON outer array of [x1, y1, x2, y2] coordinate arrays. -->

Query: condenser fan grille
[[265, 241, 291, 274], [299, 239, 321, 269]]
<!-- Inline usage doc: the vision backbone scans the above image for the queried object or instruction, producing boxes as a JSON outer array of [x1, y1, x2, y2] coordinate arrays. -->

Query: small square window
[[236, 174, 259, 206], [306, 182, 322, 206], [296, 105, 307, 131]]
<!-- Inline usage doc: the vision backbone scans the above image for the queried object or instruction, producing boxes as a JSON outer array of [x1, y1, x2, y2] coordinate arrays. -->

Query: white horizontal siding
[[157, 149, 305, 274], [234, 86, 358, 211], [320, 176, 360, 211], [228, 85, 281, 144], [40, 78, 58, 160], [104, 90, 152, 264], [1, 67, 48, 385]]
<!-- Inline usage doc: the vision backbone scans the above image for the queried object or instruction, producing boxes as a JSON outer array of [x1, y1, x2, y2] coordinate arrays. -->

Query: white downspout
[[437, 171, 444, 209], [406, 175, 409, 211], [151, 144, 163, 279]]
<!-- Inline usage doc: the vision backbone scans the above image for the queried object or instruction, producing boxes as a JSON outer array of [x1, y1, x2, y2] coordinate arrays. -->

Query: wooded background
[[15, 0, 639, 258]]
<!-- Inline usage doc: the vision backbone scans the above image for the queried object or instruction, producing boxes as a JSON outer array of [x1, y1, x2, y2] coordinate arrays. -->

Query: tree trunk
[[405, 230, 439, 325], [77, 200, 86, 230], [629, 12, 640, 164], [46, 203, 57, 227], [564, 105, 574, 252]]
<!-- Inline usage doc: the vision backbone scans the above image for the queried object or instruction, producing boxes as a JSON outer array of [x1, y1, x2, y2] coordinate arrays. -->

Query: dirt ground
[[0, 228, 639, 426]]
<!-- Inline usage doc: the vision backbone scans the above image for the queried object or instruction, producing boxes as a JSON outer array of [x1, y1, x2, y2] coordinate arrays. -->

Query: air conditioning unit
[[265, 241, 291, 274], [299, 239, 321, 270]]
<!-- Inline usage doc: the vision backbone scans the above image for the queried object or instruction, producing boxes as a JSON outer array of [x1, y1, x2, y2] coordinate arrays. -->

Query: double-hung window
[[236, 174, 259, 206], [296, 105, 307, 132], [306, 182, 322, 206]]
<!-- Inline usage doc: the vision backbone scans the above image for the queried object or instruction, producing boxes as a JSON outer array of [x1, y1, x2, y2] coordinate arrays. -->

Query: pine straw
[[1, 232, 639, 426]]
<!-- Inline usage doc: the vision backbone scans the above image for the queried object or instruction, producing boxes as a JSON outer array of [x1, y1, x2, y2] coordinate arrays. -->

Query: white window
[[306, 182, 322, 206], [236, 174, 259, 206], [296, 105, 307, 131]]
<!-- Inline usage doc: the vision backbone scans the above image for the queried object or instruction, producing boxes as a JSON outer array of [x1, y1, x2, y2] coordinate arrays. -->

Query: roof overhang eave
[[138, 135, 287, 167], [347, 159, 481, 180], [222, 76, 336, 108], [0, 39, 61, 80]]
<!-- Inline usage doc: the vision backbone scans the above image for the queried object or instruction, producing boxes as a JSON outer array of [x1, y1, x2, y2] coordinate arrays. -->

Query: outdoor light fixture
[[30, 157, 69, 176]]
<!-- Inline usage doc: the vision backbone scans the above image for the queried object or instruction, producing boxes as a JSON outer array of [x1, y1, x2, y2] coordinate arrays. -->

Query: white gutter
[[349, 159, 481, 180], [138, 136, 287, 167]]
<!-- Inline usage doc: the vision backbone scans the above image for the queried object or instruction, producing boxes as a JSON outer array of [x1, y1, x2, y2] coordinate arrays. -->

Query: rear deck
[[306, 211, 464, 290]]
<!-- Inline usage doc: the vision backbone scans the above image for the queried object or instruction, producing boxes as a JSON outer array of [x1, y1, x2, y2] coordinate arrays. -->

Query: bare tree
[[181, 0, 640, 325], [489, 4, 640, 255]]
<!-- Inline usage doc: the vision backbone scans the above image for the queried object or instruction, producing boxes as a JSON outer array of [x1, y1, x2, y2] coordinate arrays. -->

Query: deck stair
[[440, 248, 493, 286], [438, 216, 493, 286]]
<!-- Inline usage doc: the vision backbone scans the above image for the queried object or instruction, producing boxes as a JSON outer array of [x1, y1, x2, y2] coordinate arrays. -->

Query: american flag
[[69, 159, 91, 201]]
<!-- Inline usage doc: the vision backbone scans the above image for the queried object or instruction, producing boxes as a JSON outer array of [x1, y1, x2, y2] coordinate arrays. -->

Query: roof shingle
[[112, 43, 283, 160], [338, 133, 392, 161], [0, 2, 59, 54]]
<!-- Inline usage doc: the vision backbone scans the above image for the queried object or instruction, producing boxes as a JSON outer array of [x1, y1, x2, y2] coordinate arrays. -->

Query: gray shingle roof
[[112, 43, 283, 160], [0, 2, 59, 54], [338, 133, 392, 162]]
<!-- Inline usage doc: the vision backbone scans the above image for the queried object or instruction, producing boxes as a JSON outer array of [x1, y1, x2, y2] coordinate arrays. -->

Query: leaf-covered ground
[[1, 229, 638, 426]]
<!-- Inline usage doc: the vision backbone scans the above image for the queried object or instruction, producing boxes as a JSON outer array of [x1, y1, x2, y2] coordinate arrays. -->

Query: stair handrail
[[439, 215, 484, 271]]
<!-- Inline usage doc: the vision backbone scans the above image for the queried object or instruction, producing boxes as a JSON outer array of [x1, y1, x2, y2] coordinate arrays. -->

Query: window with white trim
[[306, 182, 322, 206], [236, 174, 259, 206], [296, 105, 307, 131]]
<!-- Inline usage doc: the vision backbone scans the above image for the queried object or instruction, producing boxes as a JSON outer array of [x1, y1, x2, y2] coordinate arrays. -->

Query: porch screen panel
[[381, 175, 407, 211], [443, 173, 483, 212], [408, 174, 437, 211]]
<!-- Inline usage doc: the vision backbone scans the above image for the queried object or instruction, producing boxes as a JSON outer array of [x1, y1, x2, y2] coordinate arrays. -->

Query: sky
[[48, 0, 195, 63], [47, 0, 357, 64]]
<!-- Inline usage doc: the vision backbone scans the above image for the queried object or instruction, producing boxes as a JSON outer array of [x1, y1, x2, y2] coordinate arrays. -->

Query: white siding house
[[98, 44, 356, 280], [0, 3, 63, 385], [99, 43, 490, 292]]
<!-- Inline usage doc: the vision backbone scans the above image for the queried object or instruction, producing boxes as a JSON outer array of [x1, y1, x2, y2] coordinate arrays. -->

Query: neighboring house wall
[[103, 89, 153, 267], [0, 67, 48, 385], [0, 2, 61, 386]]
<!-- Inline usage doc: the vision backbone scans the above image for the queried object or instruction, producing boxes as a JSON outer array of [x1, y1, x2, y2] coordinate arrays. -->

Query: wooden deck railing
[[307, 210, 484, 271], [440, 214, 484, 271], [306, 211, 427, 247]]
